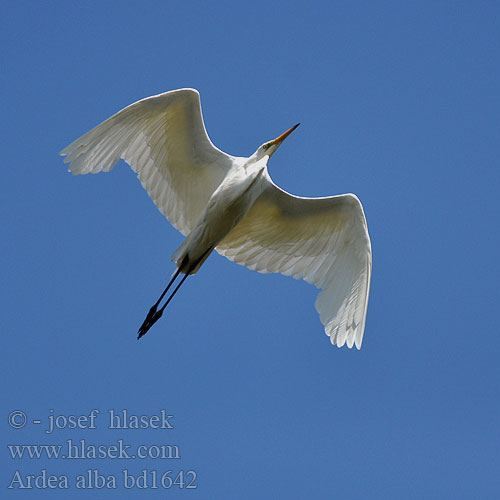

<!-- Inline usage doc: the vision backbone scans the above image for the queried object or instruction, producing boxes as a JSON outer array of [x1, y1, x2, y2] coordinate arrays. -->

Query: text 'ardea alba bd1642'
[[61, 89, 372, 349]]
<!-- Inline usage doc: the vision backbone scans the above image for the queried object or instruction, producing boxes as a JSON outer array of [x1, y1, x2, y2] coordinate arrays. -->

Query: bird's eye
[[263, 143, 270, 150]]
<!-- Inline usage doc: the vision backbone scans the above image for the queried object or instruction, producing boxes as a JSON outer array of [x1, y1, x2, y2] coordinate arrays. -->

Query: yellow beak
[[270, 123, 300, 149]]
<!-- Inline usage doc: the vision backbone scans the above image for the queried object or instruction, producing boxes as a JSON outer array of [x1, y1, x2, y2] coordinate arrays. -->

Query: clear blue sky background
[[2, 1, 499, 498]]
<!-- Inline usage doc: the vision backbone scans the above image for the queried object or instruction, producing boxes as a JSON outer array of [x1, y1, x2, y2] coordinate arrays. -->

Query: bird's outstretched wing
[[216, 175, 372, 349], [60, 89, 233, 235]]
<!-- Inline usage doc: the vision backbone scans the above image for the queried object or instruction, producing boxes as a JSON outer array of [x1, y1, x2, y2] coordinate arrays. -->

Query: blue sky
[[2, 1, 499, 498]]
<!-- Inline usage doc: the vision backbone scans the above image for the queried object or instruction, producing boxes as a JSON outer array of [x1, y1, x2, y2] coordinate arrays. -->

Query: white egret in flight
[[61, 89, 371, 349]]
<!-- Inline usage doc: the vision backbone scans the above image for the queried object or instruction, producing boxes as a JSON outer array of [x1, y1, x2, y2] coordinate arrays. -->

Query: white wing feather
[[60, 88, 233, 235], [216, 174, 372, 349]]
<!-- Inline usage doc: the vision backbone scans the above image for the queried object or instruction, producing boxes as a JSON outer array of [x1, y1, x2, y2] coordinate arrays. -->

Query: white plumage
[[61, 88, 372, 349]]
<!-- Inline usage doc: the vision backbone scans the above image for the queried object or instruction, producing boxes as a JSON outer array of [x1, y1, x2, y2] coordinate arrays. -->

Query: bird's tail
[[171, 237, 214, 275], [171, 239, 190, 272]]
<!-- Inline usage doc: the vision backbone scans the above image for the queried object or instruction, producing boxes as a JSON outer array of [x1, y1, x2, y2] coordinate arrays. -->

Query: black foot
[[137, 307, 163, 339]]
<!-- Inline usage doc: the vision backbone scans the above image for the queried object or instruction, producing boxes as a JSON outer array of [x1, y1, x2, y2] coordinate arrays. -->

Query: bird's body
[[173, 155, 268, 274], [61, 88, 372, 349]]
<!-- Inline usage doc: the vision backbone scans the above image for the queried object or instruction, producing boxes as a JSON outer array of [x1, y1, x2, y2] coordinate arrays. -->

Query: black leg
[[137, 267, 182, 338], [137, 271, 190, 339]]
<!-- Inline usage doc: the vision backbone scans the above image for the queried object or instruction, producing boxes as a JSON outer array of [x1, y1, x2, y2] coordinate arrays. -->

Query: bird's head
[[256, 123, 300, 160]]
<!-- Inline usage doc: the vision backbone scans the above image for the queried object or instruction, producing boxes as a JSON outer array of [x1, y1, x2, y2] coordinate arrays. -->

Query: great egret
[[61, 89, 372, 349]]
